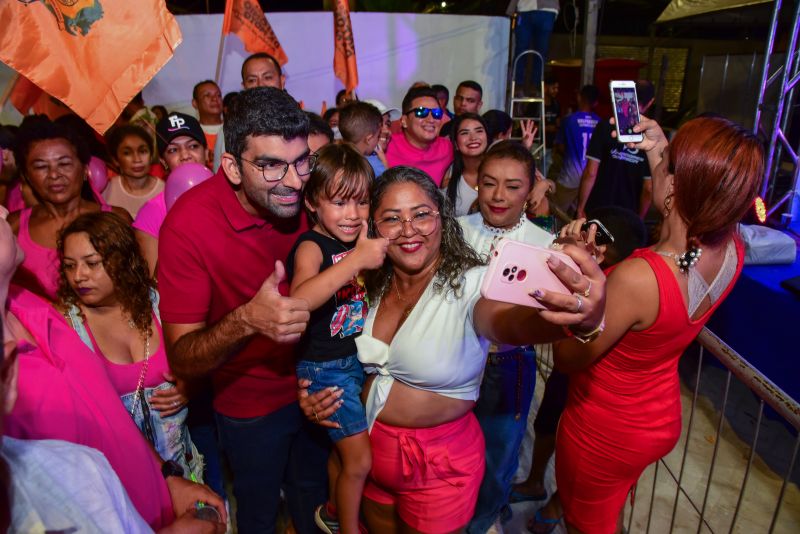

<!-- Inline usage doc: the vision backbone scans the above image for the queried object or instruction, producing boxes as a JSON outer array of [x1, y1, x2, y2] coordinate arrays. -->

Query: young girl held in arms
[[287, 143, 388, 534]]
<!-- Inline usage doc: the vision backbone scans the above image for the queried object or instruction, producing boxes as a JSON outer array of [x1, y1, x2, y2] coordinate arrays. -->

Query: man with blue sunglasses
[[385, 86, 454, 186]]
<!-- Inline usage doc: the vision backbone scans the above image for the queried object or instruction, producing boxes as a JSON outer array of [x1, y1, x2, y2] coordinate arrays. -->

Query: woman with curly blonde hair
[[57, 211, 201, 479]]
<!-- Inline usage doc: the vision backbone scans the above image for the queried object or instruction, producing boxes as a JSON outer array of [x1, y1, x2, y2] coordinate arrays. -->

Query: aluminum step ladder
[[508, 50, 548, 176]]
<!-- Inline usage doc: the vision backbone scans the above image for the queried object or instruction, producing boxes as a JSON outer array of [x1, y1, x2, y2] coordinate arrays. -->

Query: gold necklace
[[392, 260, 439, 319], [129, 330, 151, 418]]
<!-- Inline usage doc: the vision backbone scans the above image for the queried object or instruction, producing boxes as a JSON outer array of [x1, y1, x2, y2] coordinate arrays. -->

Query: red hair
[[669, 116, 764, 248]]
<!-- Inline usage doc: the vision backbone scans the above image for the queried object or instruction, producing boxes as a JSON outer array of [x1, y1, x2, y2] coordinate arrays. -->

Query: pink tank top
[[17, 205, 113, 300], [84, 312, 170, 396], [5, 286, 174, 529]]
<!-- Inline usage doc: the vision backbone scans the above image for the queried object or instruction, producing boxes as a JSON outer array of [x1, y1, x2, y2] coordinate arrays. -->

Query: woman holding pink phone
[[298, 165, 606, 533], [552, 115, 763, 533]]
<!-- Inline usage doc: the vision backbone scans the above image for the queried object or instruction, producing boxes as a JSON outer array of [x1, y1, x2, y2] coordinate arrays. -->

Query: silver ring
[[582, 280, 592, 298], [173, 401, 179, 407], [575, 294, 583, 313], [312, 409, 319, 423]]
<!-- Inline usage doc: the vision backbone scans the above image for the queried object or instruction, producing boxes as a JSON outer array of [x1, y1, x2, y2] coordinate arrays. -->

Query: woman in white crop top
[[300, 166, 606, 533]]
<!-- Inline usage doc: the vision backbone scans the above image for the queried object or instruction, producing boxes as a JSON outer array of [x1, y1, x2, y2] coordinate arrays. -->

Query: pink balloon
[[165, 162, 213, 211], [87, 156, 108, 194]]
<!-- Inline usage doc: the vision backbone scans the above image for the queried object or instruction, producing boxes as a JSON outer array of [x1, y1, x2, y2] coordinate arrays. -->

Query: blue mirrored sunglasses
[[406, 107, 444, 120]]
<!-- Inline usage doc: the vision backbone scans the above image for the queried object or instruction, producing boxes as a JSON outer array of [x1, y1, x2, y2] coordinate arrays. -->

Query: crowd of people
[[0, 46, 764, 534]]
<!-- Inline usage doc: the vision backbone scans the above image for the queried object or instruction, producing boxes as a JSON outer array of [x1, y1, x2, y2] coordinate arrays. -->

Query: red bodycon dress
[[555, 244, 743, 533]]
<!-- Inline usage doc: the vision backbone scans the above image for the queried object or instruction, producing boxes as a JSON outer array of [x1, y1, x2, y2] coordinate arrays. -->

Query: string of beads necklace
[[481, 212, 526, 235], [657, 245, 702, 274]]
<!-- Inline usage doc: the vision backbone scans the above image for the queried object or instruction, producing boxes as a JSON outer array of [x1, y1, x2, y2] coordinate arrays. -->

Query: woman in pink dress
[[551, 115, 764, 534]]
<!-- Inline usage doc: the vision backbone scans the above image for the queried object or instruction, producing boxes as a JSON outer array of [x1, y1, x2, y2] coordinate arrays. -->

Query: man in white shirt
[[192, 80, 224, 168]]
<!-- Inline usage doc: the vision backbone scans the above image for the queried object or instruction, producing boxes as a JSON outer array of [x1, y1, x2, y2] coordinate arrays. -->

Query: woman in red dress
[[552, 115, 764, 534]]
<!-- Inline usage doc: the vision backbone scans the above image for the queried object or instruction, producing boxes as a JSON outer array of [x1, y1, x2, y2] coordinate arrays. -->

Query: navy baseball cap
[[156, 112, 207, 155]]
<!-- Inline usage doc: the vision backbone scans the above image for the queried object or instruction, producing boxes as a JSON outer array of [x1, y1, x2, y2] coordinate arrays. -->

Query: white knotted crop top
[[355, 266, 490, 431]]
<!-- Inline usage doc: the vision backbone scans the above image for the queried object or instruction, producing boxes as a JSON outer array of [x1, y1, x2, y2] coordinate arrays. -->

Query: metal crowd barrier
[[533, 328, 799, 533]]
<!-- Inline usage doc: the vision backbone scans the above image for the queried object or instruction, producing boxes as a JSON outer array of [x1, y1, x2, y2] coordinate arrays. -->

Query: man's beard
[[244, 181, 302, 218]]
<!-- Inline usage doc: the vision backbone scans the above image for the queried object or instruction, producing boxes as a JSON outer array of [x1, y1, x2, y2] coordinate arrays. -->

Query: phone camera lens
[[502, 268, 510, 277], [511, 266, 518, 273]]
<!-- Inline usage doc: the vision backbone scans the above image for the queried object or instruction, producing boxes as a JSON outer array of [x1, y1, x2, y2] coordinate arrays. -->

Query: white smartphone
[[609, 80, 643, 143], [480, 238, 580, 309]]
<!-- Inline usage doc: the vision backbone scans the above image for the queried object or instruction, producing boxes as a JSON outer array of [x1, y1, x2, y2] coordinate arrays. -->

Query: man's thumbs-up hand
[[242, 260, 310, 343]]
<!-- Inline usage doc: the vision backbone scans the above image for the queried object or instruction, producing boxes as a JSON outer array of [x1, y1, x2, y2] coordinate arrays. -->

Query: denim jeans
[[296, 355, 367, 442], [467, 348, 536, 534], [215, 402, 329, 534], [514, 10, 558, 86]]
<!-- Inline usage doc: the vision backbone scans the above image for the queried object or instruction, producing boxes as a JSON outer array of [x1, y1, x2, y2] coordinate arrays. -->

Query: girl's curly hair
[[57, 211, 155, 336], [365, 166, 484, 302]]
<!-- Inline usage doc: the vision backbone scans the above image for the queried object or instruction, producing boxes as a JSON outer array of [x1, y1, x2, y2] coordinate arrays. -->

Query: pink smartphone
[[480, 238, 580, 309]]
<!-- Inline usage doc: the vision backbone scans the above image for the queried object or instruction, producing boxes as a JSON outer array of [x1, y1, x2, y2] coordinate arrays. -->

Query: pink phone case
[[480, 238, 580, 309]]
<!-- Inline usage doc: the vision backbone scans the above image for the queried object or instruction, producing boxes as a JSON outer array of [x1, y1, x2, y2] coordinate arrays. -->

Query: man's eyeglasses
[[239, 153, 317, 182], [405, 107, 444, 120], [375, 210, 440, 240]]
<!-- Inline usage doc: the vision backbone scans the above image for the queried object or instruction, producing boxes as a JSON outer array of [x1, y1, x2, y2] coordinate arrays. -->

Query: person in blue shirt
[[553, 85, 600, 214], [339, 102, 386, 178]]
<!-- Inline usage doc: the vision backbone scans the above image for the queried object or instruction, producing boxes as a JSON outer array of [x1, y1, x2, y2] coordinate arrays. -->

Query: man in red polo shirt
[[158, 87, 328, 534]]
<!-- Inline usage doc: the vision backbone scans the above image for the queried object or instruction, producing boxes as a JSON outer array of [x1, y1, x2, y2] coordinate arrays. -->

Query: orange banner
[[8, 75, 43, 116], [0, 0, 181, 134], [333, 0, 358, 93], [222, 0, 288, 65]]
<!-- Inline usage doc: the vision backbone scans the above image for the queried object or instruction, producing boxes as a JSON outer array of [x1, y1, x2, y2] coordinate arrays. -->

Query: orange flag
[[8, 75, 43, 116], [0, 0, 181, 134], [333, 0, 358, 93], [222, 0, 288, 65]]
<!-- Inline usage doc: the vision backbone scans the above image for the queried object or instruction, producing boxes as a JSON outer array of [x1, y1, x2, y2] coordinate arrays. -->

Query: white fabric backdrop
[[143, 12, 510, 116]]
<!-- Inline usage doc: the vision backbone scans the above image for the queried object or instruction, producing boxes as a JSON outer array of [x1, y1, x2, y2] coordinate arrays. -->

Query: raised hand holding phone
[[580, 219, 614, 246], [609, 80, 643, 143], [558, 218, 608, 264], [611, 114, 670, 178], [481, 239, 580, 309]]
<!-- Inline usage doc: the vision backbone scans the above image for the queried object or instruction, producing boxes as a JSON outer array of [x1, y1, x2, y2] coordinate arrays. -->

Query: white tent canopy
[[656, 0, 771, 23]]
